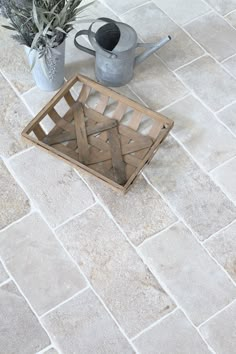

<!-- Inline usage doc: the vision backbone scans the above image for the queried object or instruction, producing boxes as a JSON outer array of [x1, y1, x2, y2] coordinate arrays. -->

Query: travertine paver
[[144, 137, 236, 240], [217, 101, 236, 134], [211, 157, 236, 202], [162, 95, 236, 171], [78, 174, 176, 246], [176, 56, 236, 111], [42, 289, 134, 354], [102, 0, 144, 15], [0, 262, 8, 284], [0, 18, 34, 93], [205, 222, 236, 282], [9, 148, 94, 228], [0, 158, 30, 230], [0, 73, 32, 157], [134, 310, 210, 354], [1, 0, 236, 352], [185, 12, 236, 62], [152, 0, 210, 25], [0, 213, 86, 315], [222, 54, 236, 79], [200, 300, 236, 353], [122, 2, 203, 70], [57, 205, 175, 337], [226, 10, 236, 27], [139, 222, 236, 325], [0, 281, 50, 353], [205, 0, 236, 15], [128, 54, 188, 110]]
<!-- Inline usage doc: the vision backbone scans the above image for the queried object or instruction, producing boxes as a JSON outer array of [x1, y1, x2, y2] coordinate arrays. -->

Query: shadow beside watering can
[[74, 17, 171, 87]]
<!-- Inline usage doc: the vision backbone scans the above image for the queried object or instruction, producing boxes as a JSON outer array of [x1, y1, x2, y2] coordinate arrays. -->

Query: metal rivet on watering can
[[74, 17, 171, 87]]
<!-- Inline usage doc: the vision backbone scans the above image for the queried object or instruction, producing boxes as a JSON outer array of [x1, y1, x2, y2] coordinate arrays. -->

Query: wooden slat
[[129, 111, 143, 131], [33, 124, 46, 140], [108, 127, 126, 185], [148, 121, 163, 139], [95, 94, 109, 113], [43, 119, 117, 146], [119, 125, 153, 145], [53, 143, 79, 160], [74, 104, 89, 164], [64, 91, 76, 107], [112, 102, 127, 121]]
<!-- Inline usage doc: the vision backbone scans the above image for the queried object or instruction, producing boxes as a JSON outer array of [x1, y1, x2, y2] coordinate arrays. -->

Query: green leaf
[[2, 25, 16, 31]]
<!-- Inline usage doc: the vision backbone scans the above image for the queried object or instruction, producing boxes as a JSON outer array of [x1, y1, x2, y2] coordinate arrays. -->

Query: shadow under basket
[[22, 75, 174, 193]]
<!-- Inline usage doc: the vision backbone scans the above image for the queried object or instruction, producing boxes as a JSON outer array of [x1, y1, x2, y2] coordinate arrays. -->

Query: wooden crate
[[22, 75, 174, 193]]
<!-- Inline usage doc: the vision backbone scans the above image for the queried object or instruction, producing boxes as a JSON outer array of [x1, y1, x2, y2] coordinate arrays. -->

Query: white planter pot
[[25, 41, 66, 91]]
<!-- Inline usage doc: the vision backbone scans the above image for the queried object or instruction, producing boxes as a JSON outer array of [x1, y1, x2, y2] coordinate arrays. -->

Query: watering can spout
[[135, 35, 171, 66]]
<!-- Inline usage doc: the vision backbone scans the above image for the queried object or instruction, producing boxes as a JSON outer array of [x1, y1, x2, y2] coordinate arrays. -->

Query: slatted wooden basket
[[22, 75, 173, 193]]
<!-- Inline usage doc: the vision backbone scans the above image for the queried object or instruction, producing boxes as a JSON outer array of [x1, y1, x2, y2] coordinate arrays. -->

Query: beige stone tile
[[80, 0, 119, 24], [134, 310, 210, 354], [0, 18, 34, 93], [162, 95, 236, 171], [130, 55, 188, 110], [139, 222, 236, 325], [9, 148, 94, 228], [42, 289, 134, 353], [200, 300, 236, 353], [22, 87, 56, 116], [205, 0, 236, 15], [121, 2, 204, 71], [56, 205, 175, 337], [0, 281, 50, 353], [0, 73, 32, 157], [217, 101, 236, 134], [0, 159, 30, 231], [205, 222, 236, 283], [0, 213, 86, 315], [185, 12, 236, 62], [226, 10, 236, 27], [176, 56, 236, 111], [153, 0, 211, 25], [0, 262, 8, 284], [144, 137, 236, 240], [102, 0, 145, 15], [80, 174, 176, 246], [211, 157, 236, 202], [222, 54, 236, 78]]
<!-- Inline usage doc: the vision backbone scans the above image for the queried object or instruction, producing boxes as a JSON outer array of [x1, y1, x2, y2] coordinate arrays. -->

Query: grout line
[[221, 52, 236, 64], [157, 93, 190, 112], [182, 10, 214, 26], [209, 154, 236, 174], [173, 54, 207, 72], [53, 201, 97, 231], [215, 98, 236, 113], [116, 1, 152, 17], [8, 146, 35, 161], [203, 219, 236, 244], [36, 344, 55, 354], [0, 258, 62, 354], [0, 210, 33, 234], [224, 8, 236, 17], [131, 307, 179, 341], [198, 298, 236, 329], [40, 286, 90, 319], [200, 0, 236, 32], [21, 85, 37, 98], [142, 172, 236, 288], [138, 220, 179, 249], [0, 278, 11, 288]]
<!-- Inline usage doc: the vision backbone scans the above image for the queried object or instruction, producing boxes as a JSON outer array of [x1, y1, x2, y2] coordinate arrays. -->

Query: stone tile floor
[[1, 0, 236, 353]]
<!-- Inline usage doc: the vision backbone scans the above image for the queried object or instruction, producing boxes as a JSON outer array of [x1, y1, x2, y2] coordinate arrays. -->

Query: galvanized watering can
[[74, 18, 171, 87]]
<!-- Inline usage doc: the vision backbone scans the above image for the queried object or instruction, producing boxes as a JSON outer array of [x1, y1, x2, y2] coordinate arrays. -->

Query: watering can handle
[[74, 30, 96, 56], [74, 18, 119, 59]]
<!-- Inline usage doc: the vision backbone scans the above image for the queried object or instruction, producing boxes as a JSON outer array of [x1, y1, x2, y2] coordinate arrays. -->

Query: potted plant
[[0, 0, 91, 91]]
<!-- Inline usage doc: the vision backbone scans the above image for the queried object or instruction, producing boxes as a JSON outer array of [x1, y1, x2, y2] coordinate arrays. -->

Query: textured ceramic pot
[[25, 40, 65, 91]]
